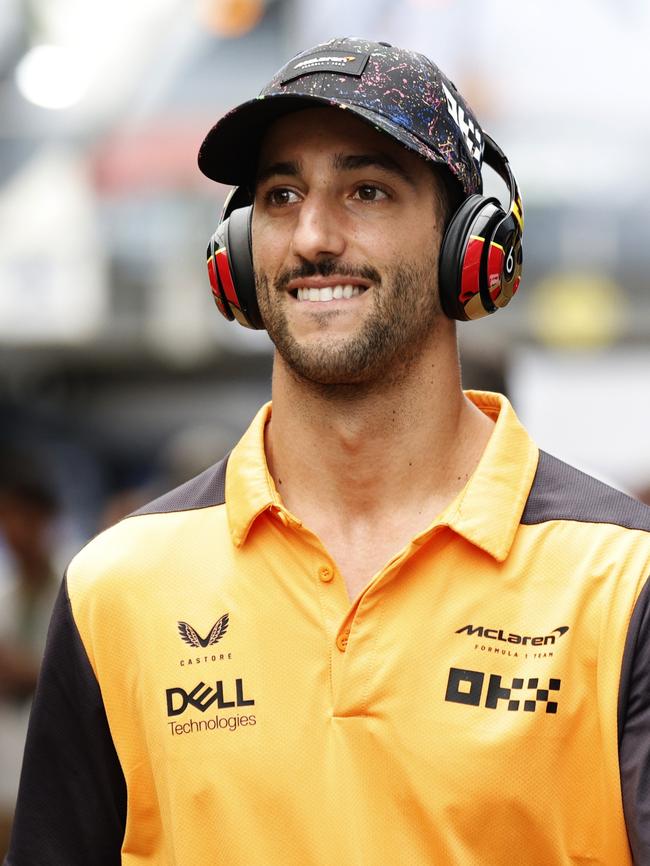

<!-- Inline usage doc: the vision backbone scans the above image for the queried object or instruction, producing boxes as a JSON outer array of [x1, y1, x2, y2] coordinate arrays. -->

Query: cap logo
[[294, 55, 357, 69], [441, 82, 483, 164], [281, 50, 370, 85]]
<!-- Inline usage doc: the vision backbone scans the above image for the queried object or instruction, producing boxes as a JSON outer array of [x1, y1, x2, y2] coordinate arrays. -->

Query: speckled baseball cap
[[198, 36, 484, 196]]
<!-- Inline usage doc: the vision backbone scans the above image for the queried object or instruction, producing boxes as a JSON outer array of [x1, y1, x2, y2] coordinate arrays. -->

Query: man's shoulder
[[523, 450, 650, 533], [66, 456, 231, 600], [131, 455, 229, 518]]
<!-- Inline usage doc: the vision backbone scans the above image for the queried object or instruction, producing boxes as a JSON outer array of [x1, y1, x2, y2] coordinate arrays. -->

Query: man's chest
[[78, 519, 641, 865], [95, 526, 615, 776]]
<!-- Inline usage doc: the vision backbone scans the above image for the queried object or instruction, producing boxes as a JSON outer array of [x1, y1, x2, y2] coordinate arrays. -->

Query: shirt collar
[[226, 402, 278, 547], [226, 392, 539, 560], [441, 390, 539, 561]]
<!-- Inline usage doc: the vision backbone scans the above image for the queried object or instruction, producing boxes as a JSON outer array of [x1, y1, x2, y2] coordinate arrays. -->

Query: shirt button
[[272, 507, 290, 526], [336, 628, 350, 652], [319, 566, 333, 583]]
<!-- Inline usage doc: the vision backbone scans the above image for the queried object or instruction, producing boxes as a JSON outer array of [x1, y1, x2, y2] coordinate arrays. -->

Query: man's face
[[252, 106, 448, 387]]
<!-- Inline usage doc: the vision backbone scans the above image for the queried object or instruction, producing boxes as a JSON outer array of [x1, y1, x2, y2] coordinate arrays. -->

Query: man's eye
[[354, 185, 387, 202], [267, 189, 299, 206]]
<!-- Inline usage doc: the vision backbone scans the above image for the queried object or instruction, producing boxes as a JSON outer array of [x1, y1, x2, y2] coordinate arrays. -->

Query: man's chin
[[275, 341, 387, 390]]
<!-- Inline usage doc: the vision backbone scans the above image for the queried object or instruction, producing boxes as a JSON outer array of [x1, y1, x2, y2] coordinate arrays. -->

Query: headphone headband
[[482, 133, 524, 238]]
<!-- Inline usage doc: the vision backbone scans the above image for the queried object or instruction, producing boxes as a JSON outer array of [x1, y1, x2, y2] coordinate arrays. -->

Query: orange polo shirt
[[7, 391, 650, 866]]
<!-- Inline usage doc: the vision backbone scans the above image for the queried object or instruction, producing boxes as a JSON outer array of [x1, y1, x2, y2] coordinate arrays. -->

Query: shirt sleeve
[[619, 574, 650, 865], [4, 576, 126, 866]]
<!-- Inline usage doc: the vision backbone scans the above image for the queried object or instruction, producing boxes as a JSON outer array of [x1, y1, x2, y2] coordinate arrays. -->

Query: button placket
[[313, 563, 355, 653], [336, 627, 351, 652], [330, 587, 391, 718]]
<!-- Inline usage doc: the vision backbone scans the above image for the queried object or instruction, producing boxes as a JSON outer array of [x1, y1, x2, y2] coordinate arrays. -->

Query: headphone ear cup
[[439, 194, 495, 321], [206, 204, 264, 330], [207, 219, 235, 322], [438, 195, 484, 321], [225, 205, 264, 330]]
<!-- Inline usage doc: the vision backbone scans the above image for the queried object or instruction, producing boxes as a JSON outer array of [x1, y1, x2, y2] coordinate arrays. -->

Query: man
[[6, 37, 650, 866]]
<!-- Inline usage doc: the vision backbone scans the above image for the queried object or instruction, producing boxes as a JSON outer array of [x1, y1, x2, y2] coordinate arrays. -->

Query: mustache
[[274, 259, 381, 291]]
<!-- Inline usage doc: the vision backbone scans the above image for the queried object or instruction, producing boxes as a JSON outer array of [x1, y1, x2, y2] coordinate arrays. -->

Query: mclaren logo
[[294, 55, 357, 69], [455, 624, 569, 647], [178, 613, 229, 649]]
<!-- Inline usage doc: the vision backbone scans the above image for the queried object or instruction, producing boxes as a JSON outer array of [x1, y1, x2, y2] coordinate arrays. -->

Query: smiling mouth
[[291, 285, 368, 302]]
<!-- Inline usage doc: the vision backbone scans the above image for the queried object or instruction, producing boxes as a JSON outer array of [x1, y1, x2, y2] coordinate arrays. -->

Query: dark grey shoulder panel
[[521, 451, 650, 531], [131, 454, 229, 517], [7, 578, 126, 865], [618, 574, 650, 863]]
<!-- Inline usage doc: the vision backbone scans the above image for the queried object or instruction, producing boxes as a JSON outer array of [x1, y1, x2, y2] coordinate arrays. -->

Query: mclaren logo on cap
[[281, 51, 370, 85], [294, 55, 357, 69]]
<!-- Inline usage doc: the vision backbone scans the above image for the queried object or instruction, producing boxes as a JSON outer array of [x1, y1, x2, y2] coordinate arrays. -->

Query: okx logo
[[441, 82, 483, 163], [445, 667, 561, 714]]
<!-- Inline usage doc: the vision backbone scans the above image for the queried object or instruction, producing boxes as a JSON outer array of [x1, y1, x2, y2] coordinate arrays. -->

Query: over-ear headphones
[[206, 185, 263, 329], [438, 134, 523, 320], [205, 132, 523, 328]]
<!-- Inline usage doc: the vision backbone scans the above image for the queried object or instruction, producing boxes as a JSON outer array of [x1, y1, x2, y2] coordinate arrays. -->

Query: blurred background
[[1, 0, 650, 851]]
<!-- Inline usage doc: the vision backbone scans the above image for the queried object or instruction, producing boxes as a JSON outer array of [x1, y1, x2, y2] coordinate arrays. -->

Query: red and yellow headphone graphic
[[206, 132, 523, 329]]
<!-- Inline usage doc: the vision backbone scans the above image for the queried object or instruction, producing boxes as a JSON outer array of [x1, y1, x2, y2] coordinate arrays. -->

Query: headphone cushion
[[438, 194, 489, 320], [207, 221, 235, 321], [225, 205, 265, 330]]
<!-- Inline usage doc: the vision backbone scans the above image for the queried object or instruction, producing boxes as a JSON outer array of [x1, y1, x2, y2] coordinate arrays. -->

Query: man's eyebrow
[[255, 153, 416, 188], [333, 152, 416, 187], [256, 160, 302, 186]]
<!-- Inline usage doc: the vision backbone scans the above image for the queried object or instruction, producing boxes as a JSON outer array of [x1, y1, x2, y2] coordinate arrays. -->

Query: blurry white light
[[15, 45, 89, 110]]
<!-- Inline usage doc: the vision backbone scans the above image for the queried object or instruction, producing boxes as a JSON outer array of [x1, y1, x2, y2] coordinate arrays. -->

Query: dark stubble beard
[[255, 254, 443, 390]]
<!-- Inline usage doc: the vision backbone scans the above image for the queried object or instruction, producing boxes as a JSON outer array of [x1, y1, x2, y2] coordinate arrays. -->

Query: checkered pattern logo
[[445, 668, 561, 714]]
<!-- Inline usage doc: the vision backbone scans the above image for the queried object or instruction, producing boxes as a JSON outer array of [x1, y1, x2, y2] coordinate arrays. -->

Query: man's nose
[[290, 197, 346, 262]]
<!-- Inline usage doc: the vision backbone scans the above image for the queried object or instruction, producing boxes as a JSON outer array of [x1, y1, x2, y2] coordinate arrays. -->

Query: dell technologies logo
[[166, 679, 256, 737], [166, 678, 254, 716]]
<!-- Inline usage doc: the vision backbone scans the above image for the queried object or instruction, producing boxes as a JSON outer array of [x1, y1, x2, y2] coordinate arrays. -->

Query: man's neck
[[264, 340, 494, 598]]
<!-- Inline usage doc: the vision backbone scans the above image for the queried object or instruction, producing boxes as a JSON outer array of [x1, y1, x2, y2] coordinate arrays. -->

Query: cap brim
[[198, 93, 446, 187]]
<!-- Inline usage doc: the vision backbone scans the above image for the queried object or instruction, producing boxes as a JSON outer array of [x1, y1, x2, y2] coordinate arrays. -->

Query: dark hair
[[431, 165, 466, 232]]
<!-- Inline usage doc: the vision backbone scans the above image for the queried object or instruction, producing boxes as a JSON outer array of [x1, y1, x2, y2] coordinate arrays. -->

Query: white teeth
[[295, 285, 365, 302]]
